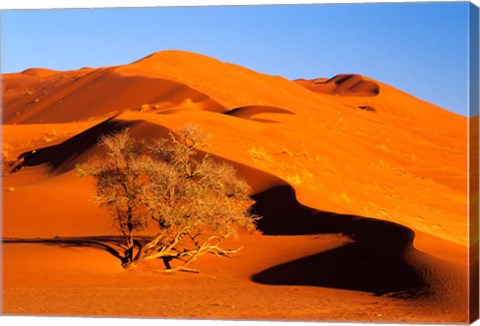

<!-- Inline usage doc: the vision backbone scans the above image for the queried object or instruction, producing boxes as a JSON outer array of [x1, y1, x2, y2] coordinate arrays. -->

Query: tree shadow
[[250, 185, 430, 297], [2, 235, 135, 265]]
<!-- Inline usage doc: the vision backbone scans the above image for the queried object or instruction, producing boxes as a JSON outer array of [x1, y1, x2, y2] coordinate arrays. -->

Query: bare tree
[[77, 126, 258, 271]]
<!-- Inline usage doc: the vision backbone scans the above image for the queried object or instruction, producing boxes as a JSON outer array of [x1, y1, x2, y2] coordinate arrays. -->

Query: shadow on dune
[[250, 185, 429, 297], [12, 117, 135, 173], [296, 74, 380, 97], [2, 236, 128, 263], [2, 235, 159, 266], [224, 105, 294, 118], [223, 105, 294, 124], [11, 116, 172, 174]]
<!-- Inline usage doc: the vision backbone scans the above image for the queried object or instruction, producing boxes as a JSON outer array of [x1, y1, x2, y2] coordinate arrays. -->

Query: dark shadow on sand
[[1, 235, 160, 266], [2, 236, 128, 263], [250, 185, 428, 297], [11, 117, 136, 173]]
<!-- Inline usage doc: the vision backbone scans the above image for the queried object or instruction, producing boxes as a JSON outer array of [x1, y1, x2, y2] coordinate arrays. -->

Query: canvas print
[[1, 1, 479, 324]]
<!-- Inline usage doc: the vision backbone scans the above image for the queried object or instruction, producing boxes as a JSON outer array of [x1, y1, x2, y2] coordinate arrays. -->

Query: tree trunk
[[162, 256, 173, 270], [121, 259, 137, 269], [124, 210, 134, 264], [125, 245, 134, 263], [121, 245, 144, 269]]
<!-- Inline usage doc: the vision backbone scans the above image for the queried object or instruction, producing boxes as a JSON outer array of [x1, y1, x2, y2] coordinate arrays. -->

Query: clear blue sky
[[1, 2, 470, 115]]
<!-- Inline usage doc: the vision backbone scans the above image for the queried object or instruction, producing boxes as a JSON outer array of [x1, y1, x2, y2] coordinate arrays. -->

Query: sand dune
[[21, 68, 59, 77], [1, 50, 472, 323], [9, 117, 172, 175], [296, 74, 380, 97], [3, 67, 224, 124], [224, 105, 294, 123]]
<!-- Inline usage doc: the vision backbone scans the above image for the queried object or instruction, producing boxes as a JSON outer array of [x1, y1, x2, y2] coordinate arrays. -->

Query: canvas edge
[[469, 1, 480, 324]]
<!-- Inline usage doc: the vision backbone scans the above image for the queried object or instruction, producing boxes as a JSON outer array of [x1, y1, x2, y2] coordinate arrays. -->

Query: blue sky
[[1, 2, 471, 115]]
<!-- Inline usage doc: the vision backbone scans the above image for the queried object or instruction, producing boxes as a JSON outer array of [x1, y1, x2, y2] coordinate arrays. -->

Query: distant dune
[[295, 74, 380, 97], [2, 50, 471, 323]]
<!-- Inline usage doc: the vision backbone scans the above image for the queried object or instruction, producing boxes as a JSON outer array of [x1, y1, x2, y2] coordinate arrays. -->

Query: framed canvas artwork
[[1, 0, 479, 324]]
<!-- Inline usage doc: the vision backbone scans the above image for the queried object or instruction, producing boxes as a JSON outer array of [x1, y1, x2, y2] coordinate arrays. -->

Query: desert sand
[[1, 50, 475, 323]]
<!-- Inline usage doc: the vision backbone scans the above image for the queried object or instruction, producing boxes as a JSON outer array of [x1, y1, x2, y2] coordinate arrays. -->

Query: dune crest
[[296, 74, 380, 97], [21, 68, 59, 77]]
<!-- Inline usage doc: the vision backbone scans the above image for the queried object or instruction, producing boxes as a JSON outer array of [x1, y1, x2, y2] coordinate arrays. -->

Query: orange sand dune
[[295, 74, 380, 97], [21, 68, 59, 77], [1, 50, 473, 323], [224, 105, 294, 123], [3, 66, 224, 124]]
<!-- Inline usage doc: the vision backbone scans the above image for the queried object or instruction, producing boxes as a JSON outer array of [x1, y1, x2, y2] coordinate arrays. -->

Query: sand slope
[[1, 50, 471, 323], [295, 74, 380, 97]]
